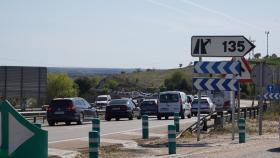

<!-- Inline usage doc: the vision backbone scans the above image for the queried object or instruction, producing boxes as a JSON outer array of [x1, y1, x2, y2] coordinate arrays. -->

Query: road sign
[[267, 84, 274, 93], [234, 57, 252, 83], [263, 92, 280, 100], [191, 36, 255, 57], [194, 61, 241, 75], [0, 100, 47, 158], [251, 63, 273, 87], [192, 78, 239, 91]]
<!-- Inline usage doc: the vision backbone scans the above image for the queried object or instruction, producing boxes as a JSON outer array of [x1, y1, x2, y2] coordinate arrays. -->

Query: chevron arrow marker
[[194, 61, 241, 75], [263, 92, 280, 100], [192, 78, 239, 91]]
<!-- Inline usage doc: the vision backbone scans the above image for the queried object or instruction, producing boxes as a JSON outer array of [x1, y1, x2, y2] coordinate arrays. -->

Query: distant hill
[[47, 67, 139, 78], [99, 66, 194, 92]]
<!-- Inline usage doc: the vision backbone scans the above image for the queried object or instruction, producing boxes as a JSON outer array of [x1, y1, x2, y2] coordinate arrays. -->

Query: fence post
[[249, 108, 252, 119], [244, 108, 247, 120], [142, 115, 149, 139], [202, 120, 208, 131], [174, 112, 179, 132], [33, 116, 37, 123], [168, 125, 176, 155], [89, 131, 99, 158], [92, 118, 100, 145], [238, 118, 246, 143]]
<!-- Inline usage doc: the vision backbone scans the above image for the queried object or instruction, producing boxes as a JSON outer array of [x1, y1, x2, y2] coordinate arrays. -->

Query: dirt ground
[[76, 119, 280, 158]]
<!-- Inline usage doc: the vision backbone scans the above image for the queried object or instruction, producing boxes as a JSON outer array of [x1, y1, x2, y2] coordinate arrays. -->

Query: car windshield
[[110, 100, 128, 105], [192, 99, 208, 104], [160, 94, 179, 103], [50, 100, 72, 108], [97, 97, 107, 101]]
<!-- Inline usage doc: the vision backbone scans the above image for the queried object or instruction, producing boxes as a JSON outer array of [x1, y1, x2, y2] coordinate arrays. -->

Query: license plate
[[54, 111, 64, 114], [112, 108, 120, 110]]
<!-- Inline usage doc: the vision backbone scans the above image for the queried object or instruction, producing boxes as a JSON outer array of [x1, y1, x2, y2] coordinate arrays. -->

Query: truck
[[206, 90, 236, 114]]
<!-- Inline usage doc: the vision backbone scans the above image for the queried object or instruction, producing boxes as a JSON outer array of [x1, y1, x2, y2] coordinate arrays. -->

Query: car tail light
[[47, 107, 53, 113], [67, 105, 76, 112], [120, 105, 127, 111], [224, 101, 230, 107], [179, 99, 183, 105]]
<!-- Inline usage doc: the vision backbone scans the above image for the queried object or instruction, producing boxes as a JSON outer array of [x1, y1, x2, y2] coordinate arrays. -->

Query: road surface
[[45, 117, 196, 143]]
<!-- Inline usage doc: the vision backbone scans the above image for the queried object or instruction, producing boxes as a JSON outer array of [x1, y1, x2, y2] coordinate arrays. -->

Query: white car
[[95, 95, 111, 109], [158, 91, 191, 120], [191, 97, 215, 116]]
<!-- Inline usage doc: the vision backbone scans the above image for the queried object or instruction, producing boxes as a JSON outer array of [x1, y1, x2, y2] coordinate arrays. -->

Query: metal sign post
[[251, 63, 273, 135], [231, 90, 235, 140], [197, 57, 202, 142]]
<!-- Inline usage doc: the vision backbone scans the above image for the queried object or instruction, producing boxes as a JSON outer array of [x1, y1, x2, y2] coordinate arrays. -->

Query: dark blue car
[[140, 99, 158, 116]]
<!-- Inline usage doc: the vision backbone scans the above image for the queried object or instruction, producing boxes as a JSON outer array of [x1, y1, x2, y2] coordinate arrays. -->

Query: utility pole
[[249, 37, 255, 59], [265, 31, 269, 57]]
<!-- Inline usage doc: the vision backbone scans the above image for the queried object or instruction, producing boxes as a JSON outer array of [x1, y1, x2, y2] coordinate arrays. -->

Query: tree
[[179, 64, 183, 68], [74, 76, 100, 96], [47, 73, 78, 103], [104, 79, 118, 90], [254, 53, 261, 59], [163, 71, 191, 92], [271, 53, 278, 58]]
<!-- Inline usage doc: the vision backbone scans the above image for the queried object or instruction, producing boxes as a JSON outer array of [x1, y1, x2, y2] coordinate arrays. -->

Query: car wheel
[[180, 110, 186, 119], [187, 114, 191, 118], [137, 116, 141, 119], [157, 115, 161, 120], [48, 121, 55, 126], [105, 117, 111, 121], [129, 114, 133, 120], [116, 117, 120, 121], [77, 113, 84, 125], [65, 121, 71, 125], [165, 115, 169, 120]]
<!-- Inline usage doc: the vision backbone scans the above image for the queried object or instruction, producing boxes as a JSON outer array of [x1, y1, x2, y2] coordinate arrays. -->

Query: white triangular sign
[[232, 57, 252, 83], [9, 113, 34, 155]]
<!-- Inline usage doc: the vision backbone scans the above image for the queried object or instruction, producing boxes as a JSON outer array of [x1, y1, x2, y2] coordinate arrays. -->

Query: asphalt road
[[45, 117, 197, 143], [45, 99, 255, 143]]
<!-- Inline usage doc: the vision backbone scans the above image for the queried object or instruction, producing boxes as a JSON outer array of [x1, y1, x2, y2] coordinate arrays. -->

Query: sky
[[0, 0, 279, 69]]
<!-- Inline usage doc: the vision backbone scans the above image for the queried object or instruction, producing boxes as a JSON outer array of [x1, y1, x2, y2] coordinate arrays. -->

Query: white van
[[158, 91, 191, 120], [95, 95, 111, 109]]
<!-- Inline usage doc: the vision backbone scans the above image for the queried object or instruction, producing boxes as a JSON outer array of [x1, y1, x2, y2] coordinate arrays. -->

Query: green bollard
[[89, 131, 99, 158], [34, 123, 42, 128], [142, 115, 149, 139], [238, 118, 246, 143], [174, 112, 179, 132], [92, 118, 100, 145], [168, 124, 176, 155]]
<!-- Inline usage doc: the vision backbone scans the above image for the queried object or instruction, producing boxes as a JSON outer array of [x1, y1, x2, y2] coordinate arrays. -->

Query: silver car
[[191, 97, 215, 116]]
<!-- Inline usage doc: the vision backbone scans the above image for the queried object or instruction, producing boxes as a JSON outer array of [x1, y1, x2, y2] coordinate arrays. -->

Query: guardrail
[[19, 110, 106, 124], [184, 105, 259, 134]]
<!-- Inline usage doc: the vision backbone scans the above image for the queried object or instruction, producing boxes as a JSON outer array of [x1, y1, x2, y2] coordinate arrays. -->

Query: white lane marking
[[48, 120, 194, 144]]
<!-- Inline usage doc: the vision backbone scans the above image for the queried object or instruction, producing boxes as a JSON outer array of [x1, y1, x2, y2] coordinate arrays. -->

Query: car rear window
[[110, 100, 128, 105], [160, 94, 179, 103], [97, 97, 107, 101], [142, 101, 157, 106], [192, 99, 208, 104], [50, 100, 73, 108]]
